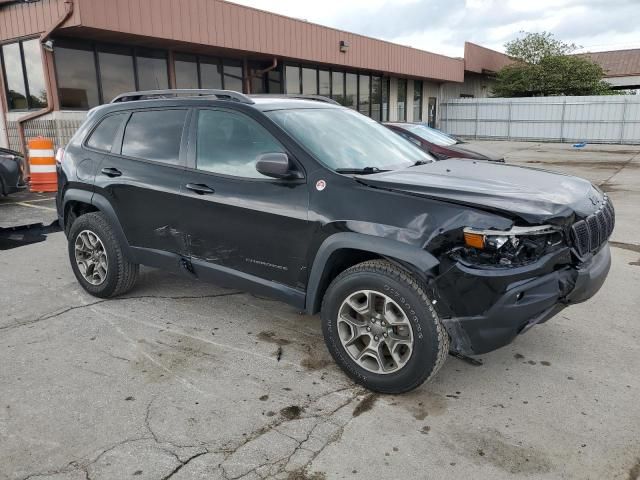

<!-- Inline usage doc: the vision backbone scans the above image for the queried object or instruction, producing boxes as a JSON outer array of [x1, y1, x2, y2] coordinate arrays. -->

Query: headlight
[[460, 225, 564, 266], [463, 225, 560, 250]]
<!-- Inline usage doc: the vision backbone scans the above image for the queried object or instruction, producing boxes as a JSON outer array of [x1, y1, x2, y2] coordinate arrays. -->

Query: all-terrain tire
[[68, 212, 139, 298], [321, 259, 448, 394]]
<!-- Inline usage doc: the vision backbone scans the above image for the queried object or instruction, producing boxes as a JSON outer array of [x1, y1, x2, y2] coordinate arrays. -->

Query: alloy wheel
[[74, 230, 108, 286], [337, 290, 414, 374]]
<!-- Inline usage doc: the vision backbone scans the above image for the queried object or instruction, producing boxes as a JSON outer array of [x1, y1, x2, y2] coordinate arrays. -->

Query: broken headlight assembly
[[453, 225, 565, 267]]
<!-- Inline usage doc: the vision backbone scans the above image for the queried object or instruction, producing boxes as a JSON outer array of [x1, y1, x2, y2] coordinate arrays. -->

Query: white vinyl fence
[[440, 95, 640, 144]]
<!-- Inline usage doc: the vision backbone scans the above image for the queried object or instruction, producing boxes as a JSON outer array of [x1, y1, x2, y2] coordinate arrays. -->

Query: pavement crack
[[0, 300, 108, 331], [610, 241, 640, 254], [145, 395, 160, 443], [218, 386, 363, 479], [1, 291, 243, 332], [599, 150, 640, 190], [160, 450, 210, 480]]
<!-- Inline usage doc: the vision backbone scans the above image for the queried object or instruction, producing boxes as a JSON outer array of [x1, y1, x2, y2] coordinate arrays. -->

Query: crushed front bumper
[[435, 244, 611, 355]]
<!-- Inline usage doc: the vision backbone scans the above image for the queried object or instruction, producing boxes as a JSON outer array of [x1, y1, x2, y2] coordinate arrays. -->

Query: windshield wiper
[[412, 160, 431, 166], [335, 166, 389, 175]]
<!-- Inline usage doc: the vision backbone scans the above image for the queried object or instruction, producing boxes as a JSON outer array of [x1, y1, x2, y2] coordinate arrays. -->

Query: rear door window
[[86, 113, 127, 152], [121, 109, 187, 164]]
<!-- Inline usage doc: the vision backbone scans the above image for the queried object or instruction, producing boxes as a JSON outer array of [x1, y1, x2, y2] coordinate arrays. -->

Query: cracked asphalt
[[1, 141, 640, 480]]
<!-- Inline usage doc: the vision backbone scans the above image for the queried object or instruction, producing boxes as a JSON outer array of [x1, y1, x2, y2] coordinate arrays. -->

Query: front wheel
[[68, 212, 139, 298], [321, 260, 448, 394]]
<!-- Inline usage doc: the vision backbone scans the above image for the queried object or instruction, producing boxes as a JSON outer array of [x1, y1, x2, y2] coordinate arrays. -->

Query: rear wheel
[[321, 260, 448, 393], [68, 212, 138, 298]]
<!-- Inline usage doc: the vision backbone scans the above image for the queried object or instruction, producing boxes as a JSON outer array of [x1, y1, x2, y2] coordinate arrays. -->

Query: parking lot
[[1, 141, 639, 480]]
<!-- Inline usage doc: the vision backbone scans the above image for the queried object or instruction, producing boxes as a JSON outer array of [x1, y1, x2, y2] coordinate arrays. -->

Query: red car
[[385, 123, 505, 162]]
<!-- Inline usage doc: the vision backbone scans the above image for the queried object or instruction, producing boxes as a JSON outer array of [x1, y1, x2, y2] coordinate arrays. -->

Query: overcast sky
[[230, 0, 640, 58]]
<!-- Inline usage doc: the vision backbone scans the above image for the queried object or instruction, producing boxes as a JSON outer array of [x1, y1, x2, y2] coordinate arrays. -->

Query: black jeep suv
[[56, 89, 613, 393]]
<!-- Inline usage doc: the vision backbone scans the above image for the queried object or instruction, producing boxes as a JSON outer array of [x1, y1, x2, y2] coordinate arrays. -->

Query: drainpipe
[[0, 58, 9, 147], [17, 0, 73, 170], [245, 58, 278, 94]]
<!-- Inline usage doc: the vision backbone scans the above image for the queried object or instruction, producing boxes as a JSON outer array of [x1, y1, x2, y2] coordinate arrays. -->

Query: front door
[[179, 107, 311, 290]]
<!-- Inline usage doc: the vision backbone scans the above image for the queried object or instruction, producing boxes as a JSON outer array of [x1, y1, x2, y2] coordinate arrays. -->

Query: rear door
[[92, 107, 190, 254], [178, 107, 312, 290]]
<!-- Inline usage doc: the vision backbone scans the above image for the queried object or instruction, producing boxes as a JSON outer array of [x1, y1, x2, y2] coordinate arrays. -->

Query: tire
[[321, 259, 448, 394], [68, 212, 139, 298]]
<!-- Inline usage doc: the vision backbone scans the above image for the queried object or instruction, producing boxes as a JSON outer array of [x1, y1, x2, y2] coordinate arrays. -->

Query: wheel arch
[[62, 189, 135, 261], [305, 232, 439, 315]]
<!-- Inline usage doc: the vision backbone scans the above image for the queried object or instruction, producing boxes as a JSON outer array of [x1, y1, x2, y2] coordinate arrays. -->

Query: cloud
[[230, 0, 640, 57]]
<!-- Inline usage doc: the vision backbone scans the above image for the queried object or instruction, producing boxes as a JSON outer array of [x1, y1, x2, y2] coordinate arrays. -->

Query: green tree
[[492, 32, 613, 97]]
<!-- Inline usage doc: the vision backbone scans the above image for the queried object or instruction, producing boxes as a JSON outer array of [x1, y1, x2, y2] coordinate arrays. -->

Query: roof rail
[[250, 94, 340, 105], [110, 89, 255, 104]]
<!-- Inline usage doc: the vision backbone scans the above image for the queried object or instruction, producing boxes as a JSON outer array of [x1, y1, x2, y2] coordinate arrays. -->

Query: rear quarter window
[[86, 113, 127, 152], [121, 109, 187, 164]]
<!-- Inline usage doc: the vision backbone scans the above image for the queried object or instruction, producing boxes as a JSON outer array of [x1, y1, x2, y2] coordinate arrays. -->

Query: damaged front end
[[429, 205, 612, 356]]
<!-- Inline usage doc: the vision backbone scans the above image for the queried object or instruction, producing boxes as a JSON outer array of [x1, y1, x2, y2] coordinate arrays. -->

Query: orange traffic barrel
[[28, 137, 57, 192]]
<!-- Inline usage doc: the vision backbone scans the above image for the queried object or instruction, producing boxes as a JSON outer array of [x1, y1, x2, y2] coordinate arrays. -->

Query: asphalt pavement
[[1, 142, 639, 480]]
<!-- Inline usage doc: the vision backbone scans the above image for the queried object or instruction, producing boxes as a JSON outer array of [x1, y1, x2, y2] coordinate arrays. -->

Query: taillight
[[55, 147, 65, 165]]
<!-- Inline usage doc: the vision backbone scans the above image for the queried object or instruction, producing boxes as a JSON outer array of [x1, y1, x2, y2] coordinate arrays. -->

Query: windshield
[[267, 108, 433, 171], [404, 124, 458, 146]]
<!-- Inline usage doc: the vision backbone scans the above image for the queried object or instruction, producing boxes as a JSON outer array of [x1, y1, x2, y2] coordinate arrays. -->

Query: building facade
[[0, 0, 509, 152]]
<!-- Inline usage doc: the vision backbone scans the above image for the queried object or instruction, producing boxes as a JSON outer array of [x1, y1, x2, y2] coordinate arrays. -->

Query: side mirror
[[255, 153, 302, 179]]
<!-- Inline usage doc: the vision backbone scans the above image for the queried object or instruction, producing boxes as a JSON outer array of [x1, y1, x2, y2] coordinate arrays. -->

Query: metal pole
[[474, 101, 479, 139], [619, 98, 629, 144], [559, 98, 567, 143], [507, 101, 512, 140]]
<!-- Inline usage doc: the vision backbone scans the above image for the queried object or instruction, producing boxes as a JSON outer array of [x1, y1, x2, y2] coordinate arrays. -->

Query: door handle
[[101, 167, 122, 177], [185, 183, 215, 195]]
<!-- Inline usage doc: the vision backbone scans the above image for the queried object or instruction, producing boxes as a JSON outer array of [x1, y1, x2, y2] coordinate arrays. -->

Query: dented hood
[[356, 159, 601, 224]]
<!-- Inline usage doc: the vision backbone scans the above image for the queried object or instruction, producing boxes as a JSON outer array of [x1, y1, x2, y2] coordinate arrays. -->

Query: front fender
[[305, 232, 439, 314]]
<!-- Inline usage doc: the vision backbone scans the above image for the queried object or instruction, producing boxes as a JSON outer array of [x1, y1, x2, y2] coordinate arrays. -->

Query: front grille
[[570, 195, 615, 256]]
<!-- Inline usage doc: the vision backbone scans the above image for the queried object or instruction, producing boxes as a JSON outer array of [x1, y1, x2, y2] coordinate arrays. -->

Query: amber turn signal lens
[[464, 232, 485, 249]]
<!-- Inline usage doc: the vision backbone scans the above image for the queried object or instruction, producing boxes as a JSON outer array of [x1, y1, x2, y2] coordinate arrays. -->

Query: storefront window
[[413, 80, 423, 122], [371, 76, 382, 121], [57, 42, 171, 108], [319, 70, 330, 97], [397, 79, 407, 122], [302, 67, 317, 95], [1, 39, 48, 110], [223, 60, 243, 92], [175, 54, 199, 89], [22, 39, 47, 108], [331, 71, 344, 104], [285, 65, 301, 94], [267, 69, 282, 93], [98, 46, 135, 103], [136, 49, 169, 90], [358, 75, 370, 116], [2, 43, 27, 110], [276, 65, 388, 120], [55, 44, 100, 109], [345, 73, 357, 109], [200, 57, 223, 89], [382, 77, 390, 121]]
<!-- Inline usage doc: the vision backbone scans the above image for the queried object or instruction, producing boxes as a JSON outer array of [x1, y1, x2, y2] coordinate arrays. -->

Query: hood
[[356, 159, 602, 224], [446, 143, 504, 162]]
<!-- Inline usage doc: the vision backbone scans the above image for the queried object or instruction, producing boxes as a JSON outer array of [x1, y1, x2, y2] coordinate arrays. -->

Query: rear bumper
[[438, 244, 611, 355]]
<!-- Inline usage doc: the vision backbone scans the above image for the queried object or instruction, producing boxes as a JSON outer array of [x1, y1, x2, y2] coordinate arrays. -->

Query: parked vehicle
[[385, 122, 505, 162], [56, 90, 613, 393], [0, 147, 26, 196]]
